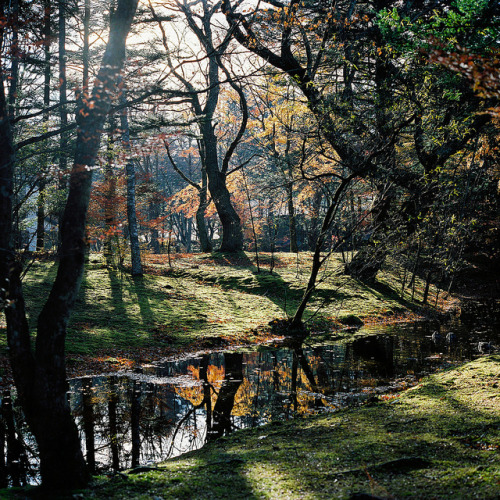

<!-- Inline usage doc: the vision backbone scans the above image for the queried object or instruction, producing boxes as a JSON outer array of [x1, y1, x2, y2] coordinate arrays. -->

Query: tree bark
[[196, 173, 212, 252], [287, 181, 298, 253], [119, 87, 143, 276], [36, 0, 52, 251], [104, 117, 117, 263], [0, 0, 138, 489], [57, 0, 68, 245], [202, 122, 243, 252]]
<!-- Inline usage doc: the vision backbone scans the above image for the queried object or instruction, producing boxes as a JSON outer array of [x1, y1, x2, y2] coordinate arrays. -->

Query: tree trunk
[[287, 181, 298, 253], [203, 125, 243, 252], [36, 0, 52, 252], [148, 199, 161, 254], [119, 83, 143, 276], [36, 181, 46, 251], [307, 189, 322, 251], [291, 177, 352, 329], [7, 0, 19, 123], [57, 0, 68, 246], [196, 174, 212, 252], [0, 0, 138, 489], [104, 118, 117, 263], [82, 0, 90, 88]]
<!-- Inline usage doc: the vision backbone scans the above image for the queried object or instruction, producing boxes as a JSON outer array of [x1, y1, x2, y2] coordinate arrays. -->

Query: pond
[[1, 319, 499, 486]]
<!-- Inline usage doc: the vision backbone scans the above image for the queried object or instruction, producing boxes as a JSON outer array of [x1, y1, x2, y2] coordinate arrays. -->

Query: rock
[[339, 314, 364, 327]]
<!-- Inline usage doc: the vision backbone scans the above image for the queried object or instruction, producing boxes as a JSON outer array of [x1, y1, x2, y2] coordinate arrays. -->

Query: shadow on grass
[[360, 279, 433, 315], [130, 275, 155, 326], [22, 261, 59, 330], [66, 267, 212, 354]]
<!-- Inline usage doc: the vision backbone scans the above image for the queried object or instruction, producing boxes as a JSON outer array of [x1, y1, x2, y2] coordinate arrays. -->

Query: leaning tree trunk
[[291, 177, 353, 329], [0, 0, 138, 489], [203, 126, 243, 252]]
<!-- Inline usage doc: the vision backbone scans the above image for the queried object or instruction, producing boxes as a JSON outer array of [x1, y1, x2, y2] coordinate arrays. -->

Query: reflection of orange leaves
[[206, 364, 225, 387], [175, 364, 226, 406], [231, 378, 253, 416], [175, 384, 204, 406]]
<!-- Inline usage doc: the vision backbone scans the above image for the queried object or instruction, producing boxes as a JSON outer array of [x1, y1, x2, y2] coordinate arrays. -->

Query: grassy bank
[[0, 251, 455, 381], [5, 355, 498, 499], [0, 253, 496, 499]]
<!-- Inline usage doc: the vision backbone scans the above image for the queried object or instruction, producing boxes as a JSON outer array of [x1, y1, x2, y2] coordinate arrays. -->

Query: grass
[[0, 251, 454, 380], [0, 252, 495, 499], [4, 355, 498, 499], [84, 355, 500, 499]]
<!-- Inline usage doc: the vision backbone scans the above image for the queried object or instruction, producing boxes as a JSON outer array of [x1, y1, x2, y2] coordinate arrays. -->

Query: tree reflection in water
[[1, 320, 495, 483]]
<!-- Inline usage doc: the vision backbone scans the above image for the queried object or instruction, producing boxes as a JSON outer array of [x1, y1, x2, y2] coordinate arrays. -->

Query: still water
[[2, 320, 498, 485]]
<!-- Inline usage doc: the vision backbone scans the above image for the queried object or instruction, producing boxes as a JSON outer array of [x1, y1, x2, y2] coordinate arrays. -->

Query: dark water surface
[[2, 319, 499, 485]]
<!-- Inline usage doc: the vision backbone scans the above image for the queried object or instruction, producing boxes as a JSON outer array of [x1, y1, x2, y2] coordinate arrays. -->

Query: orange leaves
[[429, 43, 500, 114]]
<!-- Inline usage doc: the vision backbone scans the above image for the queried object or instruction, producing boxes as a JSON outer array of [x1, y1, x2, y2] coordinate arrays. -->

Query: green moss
[[68, 355, 497, 500], [338, 314, 364, 326], [0, 252, 443, 359]]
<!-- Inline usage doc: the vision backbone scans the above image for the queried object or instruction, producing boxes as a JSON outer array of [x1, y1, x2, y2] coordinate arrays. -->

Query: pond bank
[[4, 354, 495, 499], [81, 355, 500, 499], [0, 252, 459, 388]]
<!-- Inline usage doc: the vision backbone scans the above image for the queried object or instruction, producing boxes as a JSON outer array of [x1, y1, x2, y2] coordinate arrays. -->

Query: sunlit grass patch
[[2, 251, 455, 368]]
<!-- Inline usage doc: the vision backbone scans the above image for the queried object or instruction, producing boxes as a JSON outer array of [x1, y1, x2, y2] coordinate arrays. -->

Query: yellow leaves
[[175, 364, 225, 407]]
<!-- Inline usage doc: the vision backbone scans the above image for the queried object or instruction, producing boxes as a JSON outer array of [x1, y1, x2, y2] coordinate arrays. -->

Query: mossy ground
[[0, 251, 454, 381], [0, 252, 495, 499], [4, 355, 498, 499]]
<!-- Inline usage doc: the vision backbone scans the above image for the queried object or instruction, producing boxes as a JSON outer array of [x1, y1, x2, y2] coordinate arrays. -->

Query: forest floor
[[0, 251, 457, 387], [0, 252, 498, 499], [3, 355, 499, 499]]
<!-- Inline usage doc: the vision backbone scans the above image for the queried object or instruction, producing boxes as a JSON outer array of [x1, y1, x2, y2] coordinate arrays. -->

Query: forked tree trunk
[[0, 0, 138, 489]]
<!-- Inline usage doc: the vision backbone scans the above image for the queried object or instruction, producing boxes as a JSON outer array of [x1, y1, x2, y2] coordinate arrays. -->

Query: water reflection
[[1, 320, 499, 484]]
